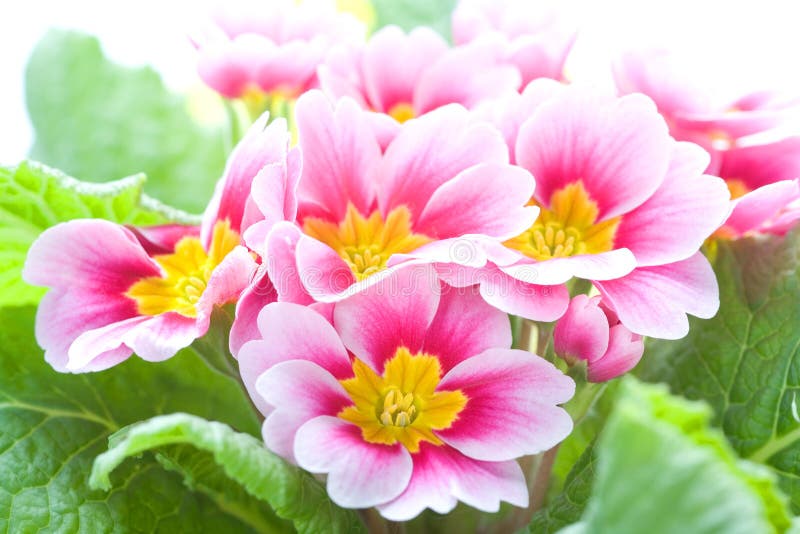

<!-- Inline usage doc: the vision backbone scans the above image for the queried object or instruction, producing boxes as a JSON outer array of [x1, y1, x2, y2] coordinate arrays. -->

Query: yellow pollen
[[504, 181, 621, 261], [338, 347, 467, 453], [302, 204, 431, 281], [126, 220, 240, 318], [725, 178, 750, 200], [387, 102, 416, 123]]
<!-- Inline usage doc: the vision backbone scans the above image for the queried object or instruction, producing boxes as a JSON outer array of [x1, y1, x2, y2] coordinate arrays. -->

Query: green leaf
[[0, 161, 197, 308], [372, 0, 457, 40], [91, 413, 366, 534], [562, 378, 791, 534], [639, 228, 800, 511], [25, 29, 227, 213], [0, 306, 267, 533]]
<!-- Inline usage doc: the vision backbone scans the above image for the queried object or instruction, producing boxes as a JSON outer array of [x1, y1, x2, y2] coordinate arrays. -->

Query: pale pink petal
[[587, 325, 644, 382], [378, 105, 508, 220], [500, 249, 638, 286], [362, 26, 448, 112], [333, 264, 440, 374], [422, 284, 512, 375], [229, 265, 278, 358], [508, 30, 576, 84], [295, 90, 380, 221], [516, 88, 671, 219], [415, 163, 538, 240], [596, 253, 718, 340], [264, 222, 314, 304], [614, 142, 731, 266], [257, 360, 352, 462], [294, 234, 356, 301], [724, 180, 800, 237], [478, 266, 570, 322], [23, 219, 160, 291], [437, 349, 574, 461], [196, 33, 275, 98], [256, 38, 323, 92], [553, 295, 610, 364], [67, 313, 199, 370], [377, 443, 527, 521], [414, 38, 521, 114], [294, 416, 413, 509], [202, 115, 291, 246]]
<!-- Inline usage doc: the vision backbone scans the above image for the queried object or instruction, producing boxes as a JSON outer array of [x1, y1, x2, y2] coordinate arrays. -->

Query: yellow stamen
[[387, 102, 416, 123], [303, 204, 431, 281], [505, 181, 620, 260], [725, 178, 750, 200], [126, 220, 240, 318], [338, 348, 467, 453]]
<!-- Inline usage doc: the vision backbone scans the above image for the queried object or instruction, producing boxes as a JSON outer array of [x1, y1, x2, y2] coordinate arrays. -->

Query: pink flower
[[613, 48, 800, 170], [715, 137, 800, 238], [442, 82, 730, 339], [553, 294, 644, 382], [318, 25, 521, 127], [452, 0, 576, 85], [241, 90, 568, 321], [238, 265, 574, 519], [194, 0, 364, 99], [20, 114, 293, 372]]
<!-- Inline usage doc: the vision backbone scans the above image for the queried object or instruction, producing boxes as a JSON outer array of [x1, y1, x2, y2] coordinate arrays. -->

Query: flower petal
[[229, 265, 278, 358], [553, 294, 610, 363], [724, 180, 800, 236], [294, 416, 413, 509], [477, 265, 570, 322], [437, 348, 574, 461], [587, 324, 644, 382], [377, 443, 527, 521]]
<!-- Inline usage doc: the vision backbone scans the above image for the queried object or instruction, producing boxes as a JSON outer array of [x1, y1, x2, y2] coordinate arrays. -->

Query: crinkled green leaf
[[0, 161, 197, 308], [91, 413, 366, 534], [561, 378, 791, 534], [0, 306, 265, 533], [372, 0, 457, 39], [639, 228, 800, 511], [25, 29, 227, 213]]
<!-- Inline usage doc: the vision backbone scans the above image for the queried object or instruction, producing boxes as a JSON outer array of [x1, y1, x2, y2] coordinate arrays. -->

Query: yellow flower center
[[504, 181, 621, 260], [338, 347, 467, 453], [387, 102, 416, 123], [126, 220, 240, 318], [725, 178, 750, 200], [302, 204, 431, 281]]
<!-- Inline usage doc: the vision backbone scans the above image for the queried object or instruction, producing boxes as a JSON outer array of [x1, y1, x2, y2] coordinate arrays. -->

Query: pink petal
[[294, 233, 356, 301], [294, 416, 413, 508], [477, 265, 570, 322], [229, 265, 278, 358], [415, 163, 538, 240], [724, 180, 800, 237], [508, 30, 576, 84], [257, 360, 352, 463], [362, 26, 448, 112], [196, 33, 275, 98], [500, 249, 638, 286], [719, 136, 800, 191], [295, 90, 380, 221], [378, 105, 508, 221], [437, 348, 574, 461], [516, 87, 671, 219], [255, 38, 323, 92], [587, 324, 644, 382], [377, 443, 527, 521], [195, 246, 257, 328], [414, 38, 521, 114], [263, 222, 314, 304], [23, 219, 160, 292], [553, 295, 610, 364], [614, 142, 731, 266], [596, 253, 718, 340], [68, 313, 199, 370], [127, 224, 200, 256], [422, 284, 512, 375], [202, 115, 291, 246], [333, 264, 440, 374]]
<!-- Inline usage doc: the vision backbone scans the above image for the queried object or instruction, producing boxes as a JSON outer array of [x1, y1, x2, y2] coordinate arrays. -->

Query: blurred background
[[2, 0, 799, 166]]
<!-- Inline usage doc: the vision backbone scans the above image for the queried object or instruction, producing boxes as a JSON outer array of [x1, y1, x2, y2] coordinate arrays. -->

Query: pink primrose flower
[[237, 264, 575, 519]]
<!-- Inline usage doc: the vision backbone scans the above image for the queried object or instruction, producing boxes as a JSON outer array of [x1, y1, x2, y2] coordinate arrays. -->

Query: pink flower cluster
[[22, 0, 800, 521]]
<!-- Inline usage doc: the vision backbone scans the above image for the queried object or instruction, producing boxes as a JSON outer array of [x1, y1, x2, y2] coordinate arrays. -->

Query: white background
[[1, 0, 799, 165]]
